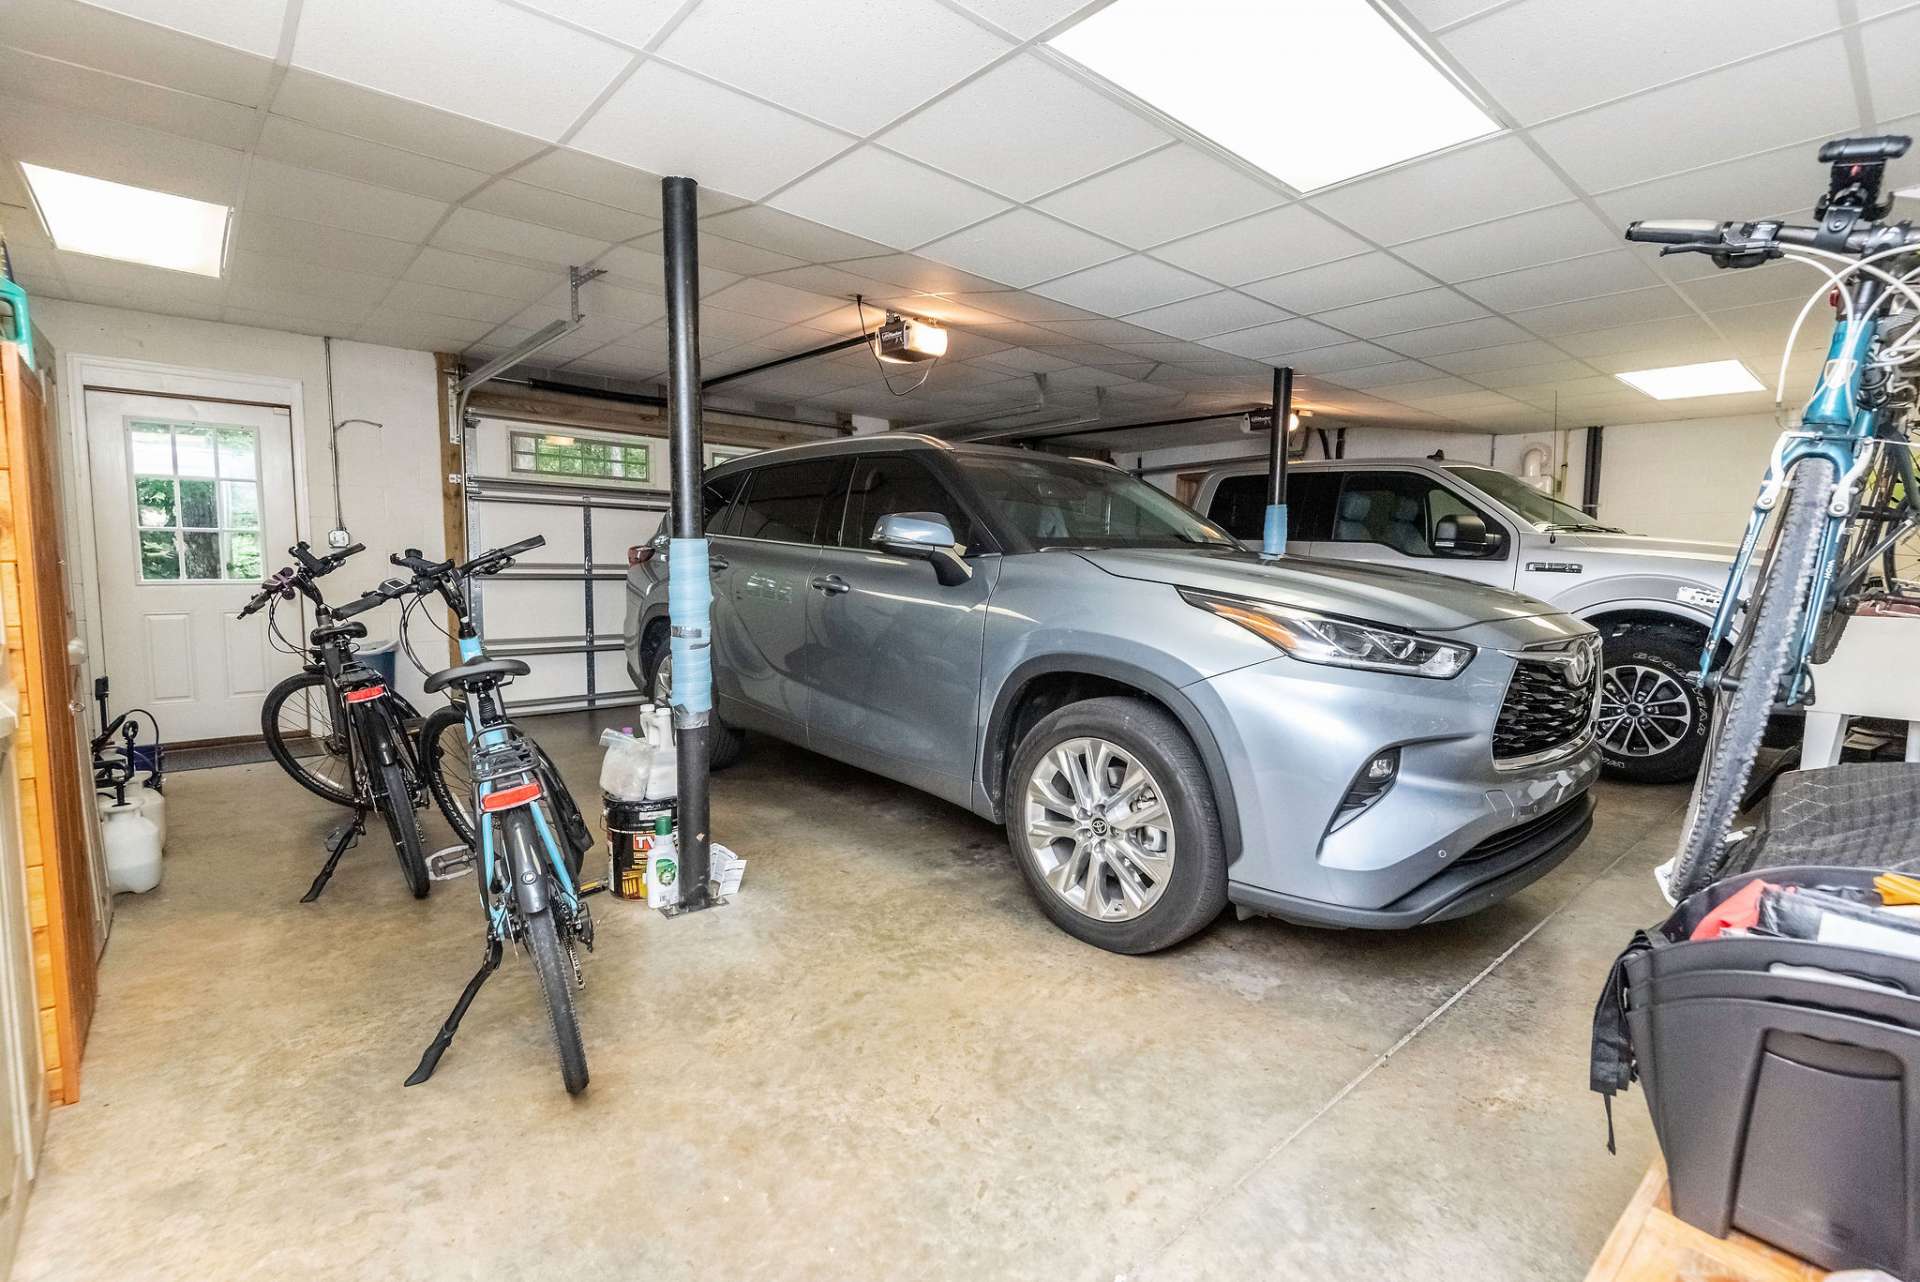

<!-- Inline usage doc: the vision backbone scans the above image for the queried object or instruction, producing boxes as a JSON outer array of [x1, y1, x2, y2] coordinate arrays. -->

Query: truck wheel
[[1004, 696, 1227, 954], [1596, 624, 1709, 784]]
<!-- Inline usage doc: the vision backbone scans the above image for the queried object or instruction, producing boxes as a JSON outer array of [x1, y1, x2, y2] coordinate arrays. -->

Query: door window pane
[[509, 430, 651, 483], [1329, 471, 1496, 557], [732, 459, 840, 543], [703, 473, 746, 536], [837, 455, 972, 551], [1205, 475, 1266, 541], [127, 419, 266, 581]]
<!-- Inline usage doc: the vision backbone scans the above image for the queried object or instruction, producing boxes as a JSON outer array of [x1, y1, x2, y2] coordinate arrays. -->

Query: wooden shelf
[[1585, 1163, 1826, 1282]]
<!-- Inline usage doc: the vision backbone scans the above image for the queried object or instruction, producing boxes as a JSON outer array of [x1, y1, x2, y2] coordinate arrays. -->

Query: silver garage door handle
[[809, 575, 850, 596]]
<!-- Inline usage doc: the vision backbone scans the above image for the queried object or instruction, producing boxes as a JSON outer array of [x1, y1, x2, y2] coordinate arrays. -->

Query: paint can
[[605, 795, 675, 901]]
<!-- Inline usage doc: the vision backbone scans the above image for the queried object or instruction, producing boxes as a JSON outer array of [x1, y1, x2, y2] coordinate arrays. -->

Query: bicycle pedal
[[426, 845, 476, 881]]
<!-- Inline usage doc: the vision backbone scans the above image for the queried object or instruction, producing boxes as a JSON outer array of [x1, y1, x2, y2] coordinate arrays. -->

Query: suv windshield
[[957, 455, 1236, 550], [1443, 464, 1625, 533]]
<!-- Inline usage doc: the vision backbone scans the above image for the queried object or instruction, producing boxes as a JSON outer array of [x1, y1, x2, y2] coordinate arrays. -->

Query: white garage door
[[464, 416, 750, 712]]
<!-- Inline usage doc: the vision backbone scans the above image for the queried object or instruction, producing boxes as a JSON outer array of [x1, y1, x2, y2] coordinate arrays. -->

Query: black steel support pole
[[662, 174, 713, 912], [1581, 424, 1604, 516], [1262, 366, 1294, 558]]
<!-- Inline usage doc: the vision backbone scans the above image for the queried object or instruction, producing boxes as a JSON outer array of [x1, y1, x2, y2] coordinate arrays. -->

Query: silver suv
[[626, 436, 1600, 953], [1196, 458, 1734, 784]]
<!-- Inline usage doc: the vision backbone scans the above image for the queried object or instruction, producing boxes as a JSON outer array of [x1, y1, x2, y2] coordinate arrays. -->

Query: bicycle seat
[[310, 620, 368, 643], [424, 657, 531, 694]]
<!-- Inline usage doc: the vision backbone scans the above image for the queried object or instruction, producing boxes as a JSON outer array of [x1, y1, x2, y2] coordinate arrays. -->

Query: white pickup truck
[[1194, 456, 1734, 783]]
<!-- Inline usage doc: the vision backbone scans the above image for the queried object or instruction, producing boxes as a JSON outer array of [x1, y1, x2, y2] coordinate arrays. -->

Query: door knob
[[809, 575, 850, 596]]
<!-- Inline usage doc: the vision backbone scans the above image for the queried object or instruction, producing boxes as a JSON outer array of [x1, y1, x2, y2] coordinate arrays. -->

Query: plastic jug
[[134, 779, 167, 848], [640, 704, 676, 801], [598, 724, 654, 801], [102, 802, 161, 894]]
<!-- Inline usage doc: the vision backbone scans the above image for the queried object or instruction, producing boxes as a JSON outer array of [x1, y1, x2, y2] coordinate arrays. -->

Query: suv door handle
[[809, 574, 850, 596], [709, 555, 729, 572]]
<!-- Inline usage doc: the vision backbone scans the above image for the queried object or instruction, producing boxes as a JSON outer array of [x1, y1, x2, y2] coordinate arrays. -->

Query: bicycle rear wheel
[[262, 671, 355, 806], [1671, 455, 1838, 898], [504, 810, 587, 1095], [369, 715, 431, 899]]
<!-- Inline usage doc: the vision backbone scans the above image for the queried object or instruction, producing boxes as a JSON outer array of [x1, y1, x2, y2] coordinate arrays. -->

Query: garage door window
[[129, 419, 262, 582], [510, 431, 651, 483]]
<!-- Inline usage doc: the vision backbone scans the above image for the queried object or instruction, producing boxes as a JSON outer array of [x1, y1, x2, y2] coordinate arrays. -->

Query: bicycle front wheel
[[262, 671, 355, 806], [505, 811, 588, 1095], [419, 704, 476, 848], [1671, 455, 1838, 898], [369, 716, 431, 899]]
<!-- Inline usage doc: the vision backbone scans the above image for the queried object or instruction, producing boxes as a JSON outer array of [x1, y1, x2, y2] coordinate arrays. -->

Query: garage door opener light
[[873, 312, 949, 363], [18, 163, 231, 277]]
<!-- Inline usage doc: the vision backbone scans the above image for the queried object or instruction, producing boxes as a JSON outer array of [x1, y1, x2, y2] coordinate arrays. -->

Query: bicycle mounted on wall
[[1625, 134, 1920, 898]]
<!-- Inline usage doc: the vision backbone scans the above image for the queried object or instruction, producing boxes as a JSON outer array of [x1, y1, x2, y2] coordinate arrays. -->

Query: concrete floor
[[14, 712, 1676, 1281]]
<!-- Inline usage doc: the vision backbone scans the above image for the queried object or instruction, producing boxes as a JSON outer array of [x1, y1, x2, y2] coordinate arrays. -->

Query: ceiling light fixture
[[19, 163, 231, 278], [1047, 0, 1497, 192], [1615, 360, 1763, 400]]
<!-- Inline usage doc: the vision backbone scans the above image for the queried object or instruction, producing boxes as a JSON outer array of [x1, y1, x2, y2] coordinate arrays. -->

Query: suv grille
[[1493, 637, 1599, 764]]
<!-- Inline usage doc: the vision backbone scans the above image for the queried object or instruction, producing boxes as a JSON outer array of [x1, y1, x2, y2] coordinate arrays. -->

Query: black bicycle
[[243, 542, 434, 899]]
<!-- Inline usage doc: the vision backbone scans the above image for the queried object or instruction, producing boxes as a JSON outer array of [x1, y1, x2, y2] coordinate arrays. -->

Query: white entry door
[[85, 390, 299, 742]]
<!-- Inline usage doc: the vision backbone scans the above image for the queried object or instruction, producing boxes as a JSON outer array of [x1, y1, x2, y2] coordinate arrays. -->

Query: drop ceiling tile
[[291, 0, 632, 139], [1510, 285, 1692, 335], [270, 71, 547, 173], [1033, 318, 1170, 345], [700, 206, 893, 262], [1033, 144, 1286, 250], [252, 116, 485, 205], [5, 0, 276, 104], [382, 280, 526, 323], [1242, 253, 1436, 313], [757, 263, 918, 300], [0, 207, 52, 252], [1030, 254, 1214, 315], [1107, 340, 1230, 364], [0, 93, 245, 206], [572, 62, 853, 203], [695, 306, 793, 344], [230, 211, 420, 276], [879, 55, 1169, 201], [1530, 37, 1855, 193], [1314, 288, 1488, 337], [357, 307, 500, 347], [465, 179, 655, 242], [83, 0, 289, 54], [1424, 340, 1568, 374], [656, 0, 1010, 135], [1864, 7, 1920, 118], [1675, 264, 1826, 312], [1319, 359, 1443, 389], [1124, 291, 1290, 340], [1458, 249, 1661, 312], [703, 279, 845, 325], [1159, 212, 1371, 299], [227, 250, 397, 301], [223, 301, 361, 333], [1393, 202, 1622, 282], [830, 253, 1010, 296], [1372, 375, 1481, 401], [246, 158, 449, 240], [1465, 359, 1597, 389], [944, 291, 1091, 323], [0, 45, 258, 150], [623, 231, 805, 277], [1383, 315, 1532, 356], [1310, 135, 1575, 245], [918, 209, 1124, 288], [513, 0, 684, 47], [1553, 315, 1721, 357], [1398, 0, 1510, 32], [1200, 317, 1346, 360], [404, 247, 560, 298], [765, 147, 1006, 247], [1441, 0, 1841, 125], [1283, 341, 1404, 374], [509, 148, 666, 214], [433, 206, 612, 267], [944, 0, 1098, 37], [977, 347, 1078, 374], [588, 243, 744, 296]]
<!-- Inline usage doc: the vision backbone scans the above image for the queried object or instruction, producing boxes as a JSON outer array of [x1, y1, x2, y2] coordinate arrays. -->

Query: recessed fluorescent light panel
[[19, 163, 231, 277], [1047, 0, 1498, 192], [1616, 360, 1763, 400]]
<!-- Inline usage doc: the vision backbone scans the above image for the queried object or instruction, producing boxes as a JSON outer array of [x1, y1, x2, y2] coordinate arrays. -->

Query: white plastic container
[[102, 801, 162, 894], [597, 725, 654, 802], [644, 823, 680, 910], [133, 779, 167, 848], [640, 704, 676, 801]]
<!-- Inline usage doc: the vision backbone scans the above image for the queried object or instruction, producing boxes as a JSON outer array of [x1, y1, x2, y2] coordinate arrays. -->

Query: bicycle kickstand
[[302, 806, 369, 903], [404, 937, 503, 1087]]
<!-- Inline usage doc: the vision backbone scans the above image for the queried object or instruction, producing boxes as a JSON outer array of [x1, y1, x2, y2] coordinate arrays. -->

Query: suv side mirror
[[871, 511, 972, 587], [1432, 513, 1497, 557]]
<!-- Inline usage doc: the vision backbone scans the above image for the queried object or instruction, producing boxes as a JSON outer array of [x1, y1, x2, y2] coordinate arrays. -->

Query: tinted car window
[[957, 455, 1233, 549], [704, 472, 747, 537], [836, 454, 973, 551], [732, 459, 840, 544], [1206, 471, 1338, 542], [1329, 470, 1496, 558]]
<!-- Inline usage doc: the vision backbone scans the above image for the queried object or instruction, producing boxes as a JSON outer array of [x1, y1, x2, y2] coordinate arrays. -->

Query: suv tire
[[1597, 623, 1709, 784], [1004, 696, 1227, 954], [641, 620, 744, 771]]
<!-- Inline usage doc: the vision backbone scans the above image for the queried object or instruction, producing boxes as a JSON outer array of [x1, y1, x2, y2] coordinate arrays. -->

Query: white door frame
[[60, 354, 312, 729]]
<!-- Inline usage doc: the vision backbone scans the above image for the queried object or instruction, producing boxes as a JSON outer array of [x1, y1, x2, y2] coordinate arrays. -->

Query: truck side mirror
[[871, 511, 972, 586], [1433, 513, 1495, 557]]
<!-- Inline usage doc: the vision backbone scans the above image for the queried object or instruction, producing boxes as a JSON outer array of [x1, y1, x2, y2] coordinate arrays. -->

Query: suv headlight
[[1180, 589, 1474, 679]]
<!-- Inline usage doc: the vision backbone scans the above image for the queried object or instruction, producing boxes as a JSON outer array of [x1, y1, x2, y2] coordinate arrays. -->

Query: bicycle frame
[[1702, 278, 1920, 700]]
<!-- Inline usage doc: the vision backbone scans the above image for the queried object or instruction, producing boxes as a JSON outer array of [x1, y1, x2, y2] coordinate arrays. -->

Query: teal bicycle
[[1627, 134, 1920, 897]]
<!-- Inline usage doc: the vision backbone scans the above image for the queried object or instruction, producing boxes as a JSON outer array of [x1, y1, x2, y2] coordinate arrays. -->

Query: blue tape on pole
[[1261, 503, 1288, 557], [667, 537, 713, 716]]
